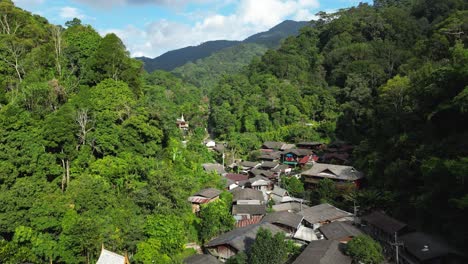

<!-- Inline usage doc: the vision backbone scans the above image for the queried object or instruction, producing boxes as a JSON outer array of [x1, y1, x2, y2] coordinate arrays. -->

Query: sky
[[13, 0, 371, 58]]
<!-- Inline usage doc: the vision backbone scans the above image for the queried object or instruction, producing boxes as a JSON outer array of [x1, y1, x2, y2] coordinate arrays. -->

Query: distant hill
[[243, 20, 309, 47], [172, 43, 269, 91], [139, 20, 310, 73]]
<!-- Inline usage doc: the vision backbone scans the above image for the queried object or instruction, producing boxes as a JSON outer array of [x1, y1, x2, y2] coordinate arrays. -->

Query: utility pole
[[391, 232, 404, 264], [353, 200, 360, 225]]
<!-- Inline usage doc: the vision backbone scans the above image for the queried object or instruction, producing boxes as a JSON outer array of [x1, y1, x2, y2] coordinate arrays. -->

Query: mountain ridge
[[138, 20, 309, 72]]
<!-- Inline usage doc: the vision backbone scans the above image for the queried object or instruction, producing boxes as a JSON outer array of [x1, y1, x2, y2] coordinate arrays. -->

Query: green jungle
[[0, 0, 467, 263]]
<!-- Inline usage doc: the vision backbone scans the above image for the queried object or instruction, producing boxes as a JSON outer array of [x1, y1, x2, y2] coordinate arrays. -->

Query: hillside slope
[[139, 20, 309, 73]]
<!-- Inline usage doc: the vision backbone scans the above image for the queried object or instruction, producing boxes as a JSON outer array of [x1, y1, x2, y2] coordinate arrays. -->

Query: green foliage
[[198, 199, 235, 243], [249, 228, 288, 264], [280, 176, 305, 197], [346, 235, 384, 264], [226, 252, 248, 264]]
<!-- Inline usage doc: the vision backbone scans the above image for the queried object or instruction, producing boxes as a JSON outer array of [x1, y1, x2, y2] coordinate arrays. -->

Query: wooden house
[[301, 163, 363, 188], [281, 149, 313, 166], [188, 188, 222, 213]]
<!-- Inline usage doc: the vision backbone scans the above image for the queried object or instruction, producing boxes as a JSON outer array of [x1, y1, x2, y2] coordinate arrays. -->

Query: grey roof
[[202, 163, 226, 175], [239, 161, 259, 168], [318, 221, 362, 241], [96, 249, 126, 264], [297, 142, 323, 147], [250, 168, 275, 178], [284, 149, 312, 157], [292, 240, 352, 264], [205, 222, 283, 252], [271, 186, 288, 197], [231, 188, 264, 202], [271, 164, 290, 173], [301, 164, 363, 181], [259, 161, 279, 169], [361, 211, 407, 235], [248, 175, 272, 186], [298, 203, 352, 225], [399, 232, 461, 261], [232, 204, 266, 215], [262, 141, 285, 150], [272, 202, 310, 213], [259, 151, 282, 160], [280, 143, 296, 150], [262, 211, 303, 229], [184, 254, 221, 264], [194, 188, 222, 199]]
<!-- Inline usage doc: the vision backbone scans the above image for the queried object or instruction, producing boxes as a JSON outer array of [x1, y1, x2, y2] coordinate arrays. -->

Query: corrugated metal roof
[[194, 188, 222, 199], [301, 163, 363, 181], [262, 211, 303, 229], [232, 204, 266, 215], [298, 203, 352, 225], [318, 221, 362, 241], [292, 240, 351, 264], [235, 216, 263, 228], [188, 196, 212, 204], [184, 254, 221, 264], [231, 188, 264, 202], [361, 211, 407, 235], [205, 222, 283, 252]]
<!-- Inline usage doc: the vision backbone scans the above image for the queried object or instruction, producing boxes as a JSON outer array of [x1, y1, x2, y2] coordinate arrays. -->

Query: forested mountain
[[137, 40, 241, 72], [139, 20, 308, 73], [209, 0, 468, 249], [172, 43, 269, 92], [1, 0, 467, 262], [0, 1, 222, 262]]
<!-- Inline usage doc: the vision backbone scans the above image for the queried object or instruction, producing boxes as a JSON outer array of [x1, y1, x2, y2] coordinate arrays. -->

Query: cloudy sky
[[13, 0, 370, 58]]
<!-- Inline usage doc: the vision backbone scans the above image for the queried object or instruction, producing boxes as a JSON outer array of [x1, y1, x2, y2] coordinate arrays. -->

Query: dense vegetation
[[0, 1, 226, 263], [209, 0, 468, 248], [0, 0, 467, 262]]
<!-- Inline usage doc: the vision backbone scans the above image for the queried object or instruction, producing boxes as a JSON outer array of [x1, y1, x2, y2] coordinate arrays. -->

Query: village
[[181, 138, 465, 264], [93, 118, 466, 264]]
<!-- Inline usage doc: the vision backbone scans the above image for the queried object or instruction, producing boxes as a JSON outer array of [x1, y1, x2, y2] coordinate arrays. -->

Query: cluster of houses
[[202, 140, 364, 192], [182, 140, 466, 263], [185, 192, 467, 264]]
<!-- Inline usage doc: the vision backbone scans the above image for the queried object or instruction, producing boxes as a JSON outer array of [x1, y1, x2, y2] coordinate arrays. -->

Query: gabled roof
[[194, 188, 222, 199], [262, 141, 285, 150], [235, 215, 264, 228], [202, 163, 226, 175], [298, 203, 352, 225], [318, 221, 362, 241], [225, 173, 249, 182], [248, 176, 272, 186], [239, 161, 260, 168], [250, 168, 275, 178], [283, 149, 312, 157], [301, 163, 363, 181], [262, 211, 303, 229], [271, 164, 290, 173], [231, 188, 264, 202], [271, 185, 288, 197], [296, 141, 323, 147], [96, 248, 128, 264], [292, 240, 351, 264], [232, 204, 266, 215], [399, 232, 464, 262], [259, 151, 282, 160], [184, 254, 221, 264], [280, 143, 296, 150], [272, 202, 310, 213], [259, 161, 279, 169], [205, 222, 283, 252], [361, 211, 407, 235]]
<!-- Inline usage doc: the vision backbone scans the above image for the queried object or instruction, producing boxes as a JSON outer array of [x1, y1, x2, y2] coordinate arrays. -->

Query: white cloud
[[59, 6, 86, 20], [106, 0, 320, 58]]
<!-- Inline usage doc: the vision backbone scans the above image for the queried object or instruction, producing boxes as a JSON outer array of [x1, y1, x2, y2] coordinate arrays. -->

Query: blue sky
[[13, 0, 371, 58]]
